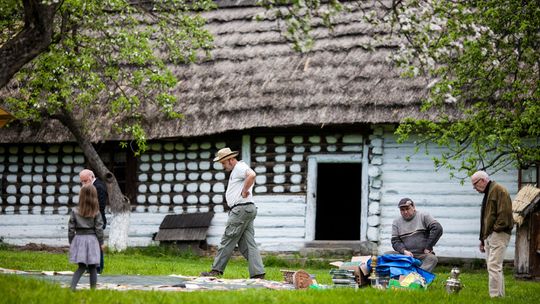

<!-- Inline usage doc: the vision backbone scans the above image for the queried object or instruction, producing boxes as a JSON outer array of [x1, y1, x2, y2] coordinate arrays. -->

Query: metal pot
[[445, 267, 463, 294]]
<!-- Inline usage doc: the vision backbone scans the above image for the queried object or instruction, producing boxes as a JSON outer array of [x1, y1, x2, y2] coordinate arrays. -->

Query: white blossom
[[427, 79, 439, 88], [429, 24, 442, 31], [444, 93, 457, 103]]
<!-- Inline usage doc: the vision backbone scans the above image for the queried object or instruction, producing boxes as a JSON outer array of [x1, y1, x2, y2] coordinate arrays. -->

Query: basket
[[281, 269, 313, 289], [293, 269, 313, 289], [280, 269, 296, 284]]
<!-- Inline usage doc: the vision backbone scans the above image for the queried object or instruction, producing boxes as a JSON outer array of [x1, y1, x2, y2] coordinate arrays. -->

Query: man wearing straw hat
[[471, 170, 513, 298], [201, 147, 265, 279]]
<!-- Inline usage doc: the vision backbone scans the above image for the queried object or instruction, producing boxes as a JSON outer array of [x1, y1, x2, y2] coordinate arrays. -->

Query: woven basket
[[280, 269, 295, 284], [292, 269, 312, 289], [281, 269, 313, 289]]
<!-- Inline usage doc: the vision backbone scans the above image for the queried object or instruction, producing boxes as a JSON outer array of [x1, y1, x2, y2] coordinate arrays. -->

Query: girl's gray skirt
[[69, 234, 100, 265]]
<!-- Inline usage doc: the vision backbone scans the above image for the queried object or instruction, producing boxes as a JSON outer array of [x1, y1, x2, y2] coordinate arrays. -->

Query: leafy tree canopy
[[1, 0, 215, 154], [260, 0, 540, 177]]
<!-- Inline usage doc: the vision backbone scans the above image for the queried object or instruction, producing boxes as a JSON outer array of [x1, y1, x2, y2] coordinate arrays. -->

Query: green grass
[[1, 246, 539, 303]]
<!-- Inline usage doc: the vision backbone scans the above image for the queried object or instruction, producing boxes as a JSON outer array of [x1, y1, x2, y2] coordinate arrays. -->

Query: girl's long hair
[[78, 184, 99, 217]]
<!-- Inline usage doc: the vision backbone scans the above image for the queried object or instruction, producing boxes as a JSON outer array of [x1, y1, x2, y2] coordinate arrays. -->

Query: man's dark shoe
[[200, 270, 223, 277], [250, 273, 265, 279]]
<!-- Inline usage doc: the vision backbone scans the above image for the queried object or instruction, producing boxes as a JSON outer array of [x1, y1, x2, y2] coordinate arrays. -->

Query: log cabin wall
[[377, 127, 519, 259], [0, 125, 522, 257], [0, 128, 372, 251], [0, 144, 86, 215]]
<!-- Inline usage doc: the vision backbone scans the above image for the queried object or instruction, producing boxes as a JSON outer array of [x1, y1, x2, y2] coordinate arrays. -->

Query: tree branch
[[0, 0, 62, 88]]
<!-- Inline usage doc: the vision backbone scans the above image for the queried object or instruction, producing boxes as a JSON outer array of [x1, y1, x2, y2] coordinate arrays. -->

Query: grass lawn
[[1, 245, 539, 303]]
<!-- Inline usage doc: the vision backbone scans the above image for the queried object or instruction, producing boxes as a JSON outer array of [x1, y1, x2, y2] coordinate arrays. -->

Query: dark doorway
[[315, 163, 362, 240], [95, 142, 138, 205]]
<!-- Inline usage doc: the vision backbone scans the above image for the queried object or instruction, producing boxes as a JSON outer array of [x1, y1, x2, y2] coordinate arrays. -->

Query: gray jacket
[[68, 207, 104, 245]]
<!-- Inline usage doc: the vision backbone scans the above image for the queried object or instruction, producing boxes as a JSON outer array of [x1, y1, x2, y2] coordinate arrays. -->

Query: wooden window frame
[[518, 163, 539, 189]]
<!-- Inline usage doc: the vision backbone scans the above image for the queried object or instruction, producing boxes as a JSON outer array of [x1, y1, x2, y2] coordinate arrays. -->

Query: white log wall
[[0, 130, 523, 259], [378, 130, 518, 259], [0, 195, 306, 251]]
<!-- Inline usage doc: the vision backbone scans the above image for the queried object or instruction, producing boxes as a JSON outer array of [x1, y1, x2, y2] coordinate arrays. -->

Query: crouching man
[[389, 198, 443, 272]]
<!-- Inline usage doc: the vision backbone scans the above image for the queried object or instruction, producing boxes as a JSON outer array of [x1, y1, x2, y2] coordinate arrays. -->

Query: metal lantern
[[445, 267, 463, 294], [369, 254, 384, 289]]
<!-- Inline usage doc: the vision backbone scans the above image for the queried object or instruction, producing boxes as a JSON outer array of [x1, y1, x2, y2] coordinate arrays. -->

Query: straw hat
[[213, 147, 239, 162]]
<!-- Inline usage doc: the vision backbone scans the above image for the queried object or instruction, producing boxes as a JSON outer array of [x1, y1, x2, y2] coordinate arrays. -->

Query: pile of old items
[[330, 254, 435, 290], [367, 254, 435, 290]]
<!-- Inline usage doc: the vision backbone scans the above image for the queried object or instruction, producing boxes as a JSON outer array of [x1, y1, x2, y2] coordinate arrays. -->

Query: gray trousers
[[212, 204, 265, 277], [385, 250, 438, 273]]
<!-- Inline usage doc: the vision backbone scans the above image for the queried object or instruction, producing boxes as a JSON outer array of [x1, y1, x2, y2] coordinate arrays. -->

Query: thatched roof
[[0, 0, 432, 143], [513, 185, 540, 226]]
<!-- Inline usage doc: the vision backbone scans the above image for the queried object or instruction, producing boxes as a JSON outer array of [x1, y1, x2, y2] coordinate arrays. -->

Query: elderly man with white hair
[[471, 170, 513, 298], [79, 169, 108, 273]]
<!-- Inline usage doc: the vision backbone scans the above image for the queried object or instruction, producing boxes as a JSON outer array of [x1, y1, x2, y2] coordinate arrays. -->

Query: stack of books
[[329, 269, 357, 288]]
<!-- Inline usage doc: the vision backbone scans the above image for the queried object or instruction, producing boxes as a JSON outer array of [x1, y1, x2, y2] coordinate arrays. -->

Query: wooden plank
[[209, 216, 306, 228], [129, 213, 169, 225], [379, 195, 481, 207], [207, 227, 305, 238], [254, 216, 306, 228], [380, 171, 516, 183], [378, 244, 514, 260], [127, 225, 161, 236], [380, 232, 515, 251], [378, 182, 485, 195], [381, 162, 453, 172], [254, 195, 306, 204], [1, 225, 115, 239], [256, 203, 306, 216], [258, 241, 305, 251], [379, 221, 493, 237], [305, 157, 317, 241], [205, 236, 306, 250], [380, 206, 480, 219], [127, 237, 158, 247], [0, 214, 70, 226], [1, 238, 68, 247], [379, 236, 479, 247], [0, 236, 297, 250], [361, 140, 369, 242], [2, 225, 69, 238]]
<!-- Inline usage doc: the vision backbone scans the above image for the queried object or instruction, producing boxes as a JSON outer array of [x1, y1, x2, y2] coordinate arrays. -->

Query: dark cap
[[398, 198, 414, 208]]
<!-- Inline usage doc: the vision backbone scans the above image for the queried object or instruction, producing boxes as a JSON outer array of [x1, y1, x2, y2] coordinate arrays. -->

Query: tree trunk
[[57, 109, 131, 251], [0, 0, 60, 88]]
